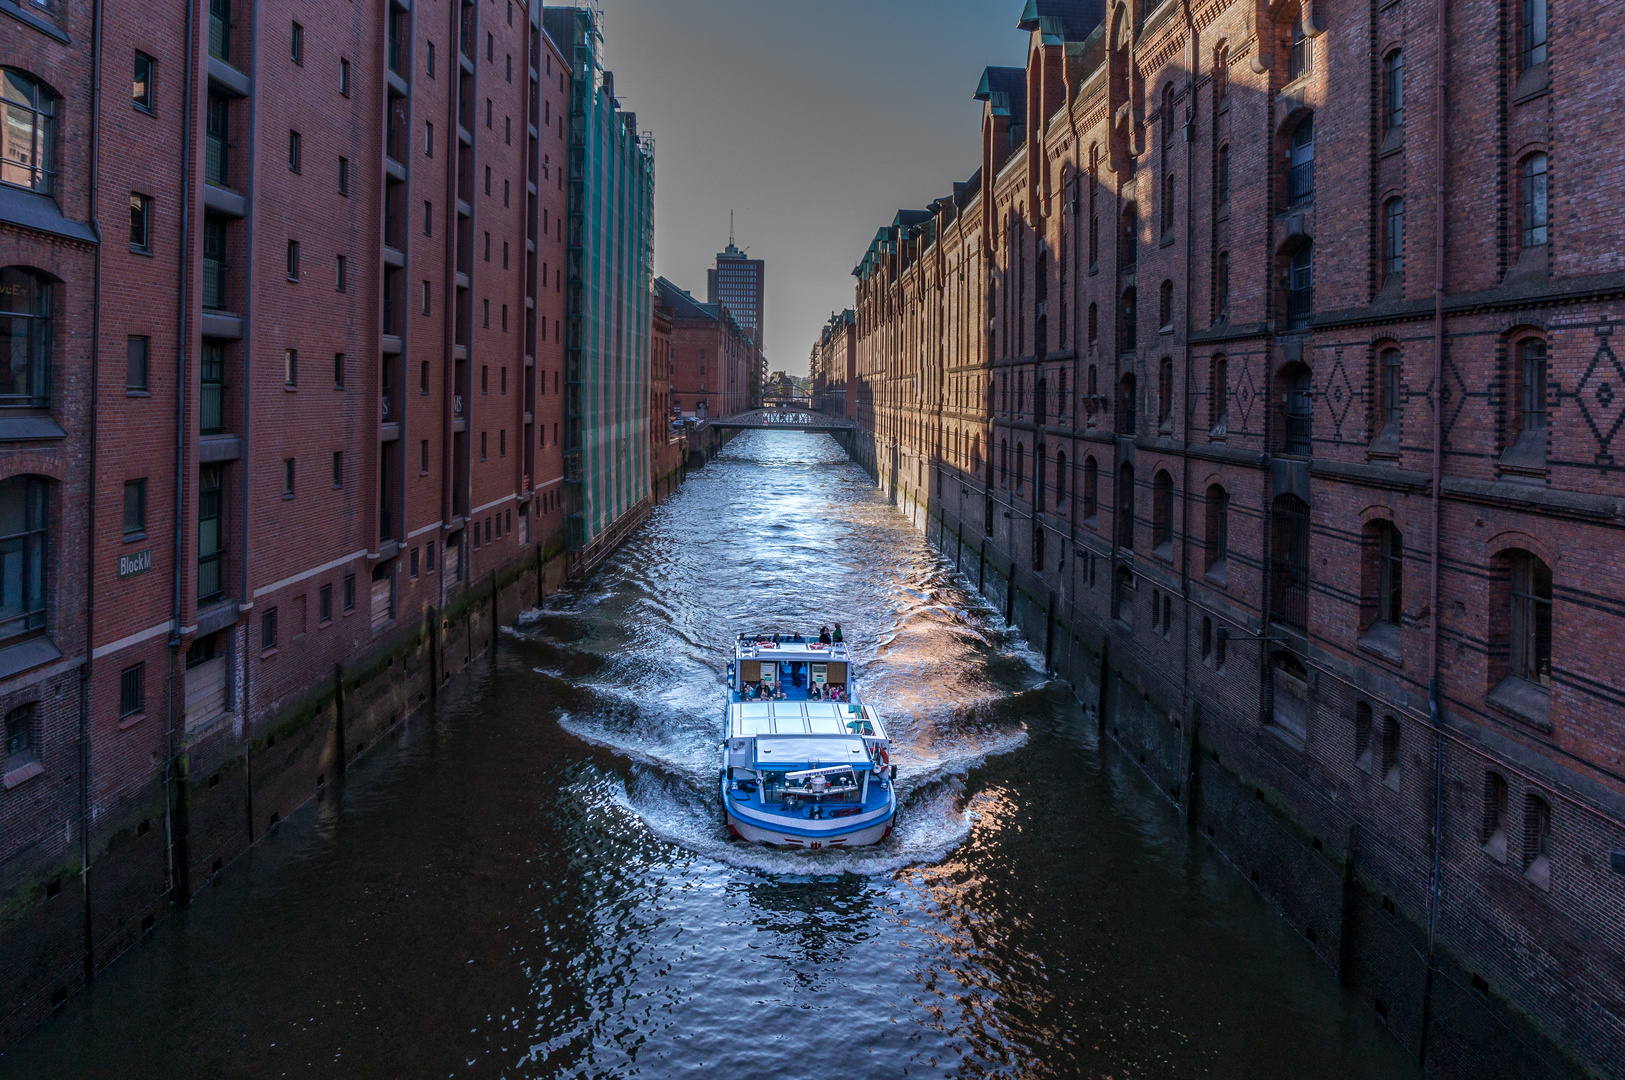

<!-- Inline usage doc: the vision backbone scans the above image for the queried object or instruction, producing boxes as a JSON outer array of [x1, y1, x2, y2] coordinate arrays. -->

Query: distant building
[[707, 228, 765, 402], [656, 277, 752, 421], [809, 310, 856, 418]]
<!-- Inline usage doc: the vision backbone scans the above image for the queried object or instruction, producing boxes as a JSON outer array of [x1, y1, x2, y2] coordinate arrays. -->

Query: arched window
[[1213, 42, 1230, 105], [1032, 524, 1044, 572], [1119, 287, 1137, 352], [1481, 771, 1509, 858], [1354, 702, 1373, 770], [1055, 450, 1066, 507], [1285, 240, 1314, 330], [1113, 566, 1134, 625], [1522, 791, 1551, 888], [1271, 653, 1309, 742], [971, 434, 981, 474], [1515, 336, 1548, 444], [1378, 347, 1403, 432], [1087, 302, 1098, 344], [1288, 20, 1312, 80], [1522, 0, 1548, 70], [1508, 550, 1552, 686], [1083, 456, 1099, 523], [1380, 714, 1401, 786], [1362, 520, 1404, 631], [1116, 461, 1135, 550], [1204, 484, 1229, 571], [1278, 363, 1313, 454], [1158, 357, 1173, 426], [0, 475, 48, 642], [0, 268, 52, 406], [1217, 144, 1231, 207], [1159, 279, 1173, 329], [1119, 203, 1138, 271], [1384, 198, 1405, 285], [1015, 442, 1025, 491], [0, 72, 56, 194], [1269, 494, 1310, 630], [1117, 372, 1137, 435], [1522, 153, 1548, 248], [1036, 445, 1046, 502], [1288, 114, 1315, 206], [1211, 354, 1229, 431], [1152, 470, 1173, 553], [1057, 369, 1066, 417], [1161, 172, 1175, 235], [999, 437, 1008, 485], [1384, 50, 1405, 131]]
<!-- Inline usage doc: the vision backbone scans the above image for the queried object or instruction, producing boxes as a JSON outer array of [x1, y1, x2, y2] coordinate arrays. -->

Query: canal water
[[0, 432, 1419, 1079]]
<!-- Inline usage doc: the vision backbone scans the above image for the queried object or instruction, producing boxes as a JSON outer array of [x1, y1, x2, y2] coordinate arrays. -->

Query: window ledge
[[0, 635, 61, 680], [1203, 560, 1228, 588], [0, 414, 67, 442], [1513, 61, 1549, 105], [1523, 854, 1551, 891], [1487, 675, 1552, 733], [126, 389, 151, 398], [118, 711, 145, 731], [1357, 620, 1403, 664], [123, 531, 147, 545], [1154, 541, 1174, 563], [1379, 124, 1405, 158], [2, 758, 43, 789], [1482, 831, 1508, 864], [1265, 722, 1306, 753]]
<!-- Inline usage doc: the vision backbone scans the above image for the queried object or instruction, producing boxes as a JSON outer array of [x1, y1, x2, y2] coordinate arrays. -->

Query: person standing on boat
[[831, 623, 843, 644], [818, 626, 831, 644]]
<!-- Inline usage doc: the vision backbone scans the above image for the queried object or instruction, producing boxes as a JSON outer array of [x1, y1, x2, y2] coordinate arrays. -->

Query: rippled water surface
[[1, 432, 1418, 1079]]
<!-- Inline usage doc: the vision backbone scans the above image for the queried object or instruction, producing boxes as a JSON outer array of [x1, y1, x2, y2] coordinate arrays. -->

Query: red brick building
[[843, 1, 1625, 1076], [809, 308, 855, 418], [0, 0, 570, 1037], [656, 275, 752, 420], [649, 293, 682, 501]]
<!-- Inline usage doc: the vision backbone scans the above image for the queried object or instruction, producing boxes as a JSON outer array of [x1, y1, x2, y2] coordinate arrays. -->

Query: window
[[1517, 338, 1548, 439], [339, 57, 350, 96], [1288, 21, 1312, 81], [1368, 520, 1404, 627], [1205, 484, 1228, 571], [338, 156, 349, 196], [420, 439, 429, 473], [427, 41, 436, 78], [420, 361, 429, 394], [480, 432, 487, 461], [1054, 451, 1066, 508], [1384, 51, 1405, 131], [343, 572, 355, 611], [1270, 494, 1310, 630], [424, 200, 433, 236], [1117, 373, 1136, 435], [1083, 457, 1098, 523], [0, 477, 46, 642], [261, 607, 278, 652], [1380, 714, 1401, 787], [1376, 347, 1404, 432], [4, 705, 35, 767], [1481, 771, 1508, 860], [1271, 654, 1309, 742], [410, 547, 420, 578], [1214, 42, 1229, 104], [1522, 0, 1548, 70], [123, 478, 146, 537], [287, 240, 300, 280], [133, 53, 155, 112], [124, 192, 153, 253], [0, 268, 51, 407], [1015, 443, 1025, 491], [1113, 567, 1134, 625], [205, 93, 229, 185], [127, 336, 149, 392], [1158, 357, 1173, 424], [424, 121, 434, 156], [1354, 703, 1373, 771], [1384, 198, 1405, 284], [1116, 462, 1135, 550], [288, 130, 301, 172], [1119, 287, 1137, 352], [284, 347, 297, 386], [112, 660, 145, 719], [1522, 792, 1551, 888], [1152, 471, 1173, 554], [334, 351, 345, 388], [1217, 145, 1230, 206], [1521, 154, 1548, 248], [1161, 173, 1175, 235], [1509, 550, 1552, 686], [198, 464, 224, 601], [0, 72, 56, 194], [332, 451, 343, 488], [335, 254, 346, 292], [319, 583, 332, 623], [1211, 354, 1228, 430], [282, 457, 296, 498], [1119, 204, 1138, 270], [1158, 280, 1173, 330], [1288, 115, 1314, 206], [484, 165, 491, 195], [1286, 243, 1313, 330], [1215, 251, 1230, 323]]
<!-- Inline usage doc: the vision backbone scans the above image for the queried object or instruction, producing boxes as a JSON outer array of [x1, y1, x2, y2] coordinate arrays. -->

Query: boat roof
[[753, 736, 868, 768], [728, 701, 886, 740], [735, 638, 852, 663]]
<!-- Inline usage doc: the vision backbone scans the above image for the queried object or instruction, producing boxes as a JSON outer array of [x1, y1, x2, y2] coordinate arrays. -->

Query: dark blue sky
[[595, 0, 1030, 373]]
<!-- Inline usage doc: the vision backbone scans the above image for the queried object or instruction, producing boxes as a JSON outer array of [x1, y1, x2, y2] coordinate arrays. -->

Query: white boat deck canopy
[[753, 736, 868, 768], [728, 701, 885, 740]]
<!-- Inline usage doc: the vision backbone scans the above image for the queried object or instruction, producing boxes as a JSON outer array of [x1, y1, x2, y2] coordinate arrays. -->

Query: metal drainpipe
[[1419, 0, 1450, 1064], [164, 0, 198, 899], [1179, 5, 1199, 814], [81, 0, 107, 982], [238, 0, 264, 795]]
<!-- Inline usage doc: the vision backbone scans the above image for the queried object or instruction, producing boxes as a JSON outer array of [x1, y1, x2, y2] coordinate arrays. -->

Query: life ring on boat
[[874, 746, 889, 771]]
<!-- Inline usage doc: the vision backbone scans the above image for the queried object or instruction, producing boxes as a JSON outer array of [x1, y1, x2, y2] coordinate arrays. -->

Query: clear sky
[[591, 0, 1030, 375]]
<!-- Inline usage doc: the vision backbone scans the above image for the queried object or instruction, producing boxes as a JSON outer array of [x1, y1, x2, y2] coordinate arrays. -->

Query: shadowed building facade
[[839, 1, 1625, 1077]]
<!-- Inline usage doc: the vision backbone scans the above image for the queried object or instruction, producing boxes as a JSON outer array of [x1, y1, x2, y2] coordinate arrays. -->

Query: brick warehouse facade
[[0, 0, 656, 1045], [832, 0, 1625, 1076]]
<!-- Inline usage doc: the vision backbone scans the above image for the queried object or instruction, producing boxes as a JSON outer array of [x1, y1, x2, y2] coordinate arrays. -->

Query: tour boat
[[719, 633, 896, 848]]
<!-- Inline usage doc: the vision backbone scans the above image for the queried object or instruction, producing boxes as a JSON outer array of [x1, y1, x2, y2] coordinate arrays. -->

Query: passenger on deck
[[818, 626, 831, 644], [832, 623, 844, 644], [808, 683, 823, 700], [773, 682, 787, 700]]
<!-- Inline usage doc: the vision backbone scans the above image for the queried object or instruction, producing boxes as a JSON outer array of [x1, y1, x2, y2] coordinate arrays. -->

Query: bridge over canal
[[711, 409, 855, 434]]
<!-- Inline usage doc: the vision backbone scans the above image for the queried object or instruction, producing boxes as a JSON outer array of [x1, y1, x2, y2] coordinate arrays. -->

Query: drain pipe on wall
[[1419, 0, 1450, 1065], [164, 0, 198, 902], [1178, 2, 1199, 814]]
